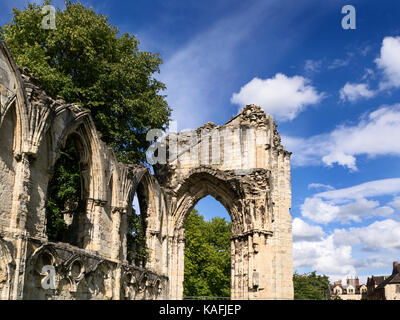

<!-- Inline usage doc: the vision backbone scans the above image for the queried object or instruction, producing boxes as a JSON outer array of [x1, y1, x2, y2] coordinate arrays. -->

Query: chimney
[[355, 277, 360, 287], [393, 261, 399, 274], [347, 277, 357, 287], [334, 280, 342, 287]]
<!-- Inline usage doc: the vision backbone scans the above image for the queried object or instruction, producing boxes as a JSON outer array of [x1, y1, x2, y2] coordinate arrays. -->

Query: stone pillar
[[113, 266, 122, 300], [120, 212, 128, 264], [10, 153, 31, 231], [111, 207, 124, 261], [176, 228, 185, 300], [167, 228, 185, 300], [85, 199, 107, 253], [230, 239, 236, 299], [9, 153, 32, 300], [167, 235, 176, 300], [10, 231, 28, 300]]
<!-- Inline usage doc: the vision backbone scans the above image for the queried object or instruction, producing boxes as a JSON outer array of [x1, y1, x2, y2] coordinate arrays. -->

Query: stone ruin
[[0, 42, 293, 300]]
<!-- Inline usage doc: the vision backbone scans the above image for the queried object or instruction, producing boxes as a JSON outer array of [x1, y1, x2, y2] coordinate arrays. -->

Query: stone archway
[[153, 105, 294, 300], [167, 169, 242, 300], [0, 41, 293, 300], [165, 168, 278, 300]]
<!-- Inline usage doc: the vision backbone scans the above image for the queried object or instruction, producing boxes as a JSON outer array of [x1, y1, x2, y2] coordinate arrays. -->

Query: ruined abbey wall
[[0, 42, 293, 300]]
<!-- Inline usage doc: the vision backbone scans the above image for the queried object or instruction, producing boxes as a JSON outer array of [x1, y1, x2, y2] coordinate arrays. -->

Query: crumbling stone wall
[[0, 42, 168, 300], [0, 41, 293, 300], [154, 105, 293, 300]]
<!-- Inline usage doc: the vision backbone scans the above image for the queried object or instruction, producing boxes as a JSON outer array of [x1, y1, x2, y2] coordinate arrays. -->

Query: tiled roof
[[375, 273, 400, 290], [369, 276, 388, 286]]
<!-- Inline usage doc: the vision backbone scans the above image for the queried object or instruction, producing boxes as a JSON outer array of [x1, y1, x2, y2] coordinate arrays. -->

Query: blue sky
[[2, 0, 400, 284]]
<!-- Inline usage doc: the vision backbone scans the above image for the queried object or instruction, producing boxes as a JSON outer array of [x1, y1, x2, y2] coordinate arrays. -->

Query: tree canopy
[[293, 271, 330, 300], [0, 1, 170, 253], [183, 209, 232, 298], [0, 0, 171, 164]]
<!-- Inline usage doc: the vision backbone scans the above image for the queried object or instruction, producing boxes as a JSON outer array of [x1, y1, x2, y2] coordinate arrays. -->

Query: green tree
[[0, 1, 170, 256], [183, 209, 232, 298], [46, 136, 82, 242], [293, 271, 330, 300], [127, 207, 148, 267], [0, 0, 170, 164]]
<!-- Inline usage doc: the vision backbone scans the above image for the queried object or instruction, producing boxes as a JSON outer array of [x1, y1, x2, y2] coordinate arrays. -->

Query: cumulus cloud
[[293, 218, 400, 279], [376, 36, 400, 89], [340, 82, 376, 102], [301, 178, 400, 224], [301, 197, 393, 224], [293, 218, 325, 241], [389, 196, 400, 211], [282, 104, 400, 170], [293, 235, 356, 276], [231, 74, 324, 121], [158, 0, 322, 130], [333, 219, 400, 250], [322, 152, 357, 171]]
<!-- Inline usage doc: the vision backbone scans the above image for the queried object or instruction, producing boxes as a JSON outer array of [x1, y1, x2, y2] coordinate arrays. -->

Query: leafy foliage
[[46, 137, 82, 242], [183, 209, 232, 298], [127, 207, 148, 267], [0, 1, 171, 242], [0, 0, 171, 164], [293, 271, 330, 300]]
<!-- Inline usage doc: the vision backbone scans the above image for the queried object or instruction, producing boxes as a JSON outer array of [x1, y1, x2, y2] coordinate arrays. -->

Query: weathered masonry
[[0, 42, 294, 300]]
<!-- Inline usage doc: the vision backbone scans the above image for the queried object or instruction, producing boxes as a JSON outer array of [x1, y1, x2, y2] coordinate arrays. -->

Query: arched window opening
[[183, 196, 232, 300], [127, 182, 148, 268], [46, 135, 85, 246]]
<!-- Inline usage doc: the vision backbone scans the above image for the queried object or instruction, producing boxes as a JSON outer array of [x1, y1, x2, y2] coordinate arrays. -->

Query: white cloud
[[308, 183, 334, 191], [328, 58, 350, 70], [294, 219, 400, 280], [301, 197, 393, 224], [293, 218, 325, 242], [340, 82, 376, 102], [159, 2, 277, 130], [376, 36, 400, 89], [317, 178, 400, 200], [322, 152, 357, 171], [158, 1, 322, 130], [362, 68, 375, 81], [301, 178, 399, 224], [231, 74, 324, 121], [389, 196, 400, 211], [293, 235, 356, 276], [304, 59, 323, 74], [333, 219, 400, 250], [282, 104, 400, 170], [301, 197, 339, 224]]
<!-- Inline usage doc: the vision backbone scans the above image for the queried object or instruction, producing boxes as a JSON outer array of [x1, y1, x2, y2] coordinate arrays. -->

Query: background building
[[329, 277, 367, 300], [367, 262, 400, 300]]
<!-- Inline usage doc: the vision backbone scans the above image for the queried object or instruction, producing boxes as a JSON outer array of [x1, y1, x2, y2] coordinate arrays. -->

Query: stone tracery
[[0, 42, 293, 300]]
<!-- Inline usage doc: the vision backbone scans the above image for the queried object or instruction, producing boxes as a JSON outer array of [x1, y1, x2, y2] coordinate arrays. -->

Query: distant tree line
[[293, 271, 330, 300]]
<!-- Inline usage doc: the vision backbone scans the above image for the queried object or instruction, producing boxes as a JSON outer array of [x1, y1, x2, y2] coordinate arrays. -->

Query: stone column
[[9, 152, 32, 300], [10, 231, 28, 300], [167, 235, 176, 300], [85, 199, 107, 252], [10, 153, 31, 231], [111, 207, 124, 261], [176, 228, 185, 300], [230, 239, 236, 299]]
